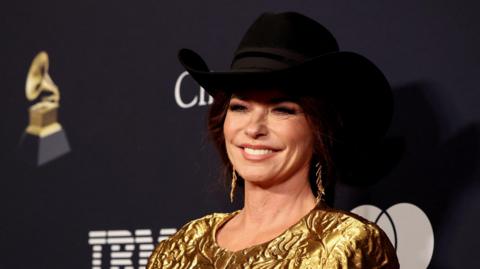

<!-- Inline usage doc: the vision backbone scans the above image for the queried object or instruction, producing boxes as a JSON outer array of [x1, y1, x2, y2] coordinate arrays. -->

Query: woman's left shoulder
[[311, 206, 385, 239], [309, 206, 400, 268]]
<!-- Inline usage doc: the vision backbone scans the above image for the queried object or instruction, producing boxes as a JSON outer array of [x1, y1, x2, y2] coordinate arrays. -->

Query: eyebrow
[[269, 97, 298, 104], [231, 94, 298, 104]]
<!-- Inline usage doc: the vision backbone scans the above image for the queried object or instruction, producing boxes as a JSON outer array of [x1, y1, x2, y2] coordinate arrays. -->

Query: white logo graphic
[[88, 228, 177, 269], [174, 71, 213, 108], [351, 203, 434, 269]]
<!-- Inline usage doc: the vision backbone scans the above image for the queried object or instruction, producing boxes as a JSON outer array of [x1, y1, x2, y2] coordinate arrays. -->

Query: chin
[[238, 170, 277, 186]]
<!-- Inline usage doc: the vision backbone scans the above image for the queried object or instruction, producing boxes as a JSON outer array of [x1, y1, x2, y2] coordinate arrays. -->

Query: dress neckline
[[211, 204, 322, 255]]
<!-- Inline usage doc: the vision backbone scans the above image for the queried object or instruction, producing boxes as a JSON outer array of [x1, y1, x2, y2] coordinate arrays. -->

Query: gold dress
[[147, 205, 399, 269]]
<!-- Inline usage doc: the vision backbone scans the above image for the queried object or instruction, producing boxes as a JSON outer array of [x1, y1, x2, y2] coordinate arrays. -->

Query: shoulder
[[311, 207, 384, 241], [146, 212, 232, 269], [164, 212, 229, 243], [309, 206, 399, 269]]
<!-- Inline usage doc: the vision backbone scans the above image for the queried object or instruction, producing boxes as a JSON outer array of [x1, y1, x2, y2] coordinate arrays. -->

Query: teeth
[[244, 147, 273, 155]]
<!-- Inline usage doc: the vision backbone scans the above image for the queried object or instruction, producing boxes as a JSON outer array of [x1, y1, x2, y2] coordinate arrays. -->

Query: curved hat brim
[[178, 48, 393, 145]]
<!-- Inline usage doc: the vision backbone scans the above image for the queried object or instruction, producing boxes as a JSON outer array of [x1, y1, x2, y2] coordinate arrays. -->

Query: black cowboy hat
[[178, 12, 393, 146]]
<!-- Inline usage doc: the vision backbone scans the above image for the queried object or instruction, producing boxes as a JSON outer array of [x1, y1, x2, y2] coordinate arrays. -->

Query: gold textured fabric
[[147, 205, 399, 268]]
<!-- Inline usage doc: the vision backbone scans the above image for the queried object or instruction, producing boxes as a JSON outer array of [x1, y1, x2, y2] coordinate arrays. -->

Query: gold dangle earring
[[230, 168, 237, 203], [315, 162, 325, 204]]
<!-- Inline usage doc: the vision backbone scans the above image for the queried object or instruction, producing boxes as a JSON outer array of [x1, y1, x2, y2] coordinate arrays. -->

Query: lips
[[244, 147, 273, 155], [239, 143, 280, 160]]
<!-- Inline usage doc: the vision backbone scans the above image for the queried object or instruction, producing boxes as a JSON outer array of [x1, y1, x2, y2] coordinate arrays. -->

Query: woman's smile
[[240, 144, 280, 161], [224, 89, 314, 184]]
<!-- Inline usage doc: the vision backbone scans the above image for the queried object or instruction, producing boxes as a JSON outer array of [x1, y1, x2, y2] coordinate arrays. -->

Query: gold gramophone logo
[[17, 51, 70, 166]]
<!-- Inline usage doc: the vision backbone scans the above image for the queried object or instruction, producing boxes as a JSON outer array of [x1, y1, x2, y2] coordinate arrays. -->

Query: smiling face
[[223, 89, 315, 187]]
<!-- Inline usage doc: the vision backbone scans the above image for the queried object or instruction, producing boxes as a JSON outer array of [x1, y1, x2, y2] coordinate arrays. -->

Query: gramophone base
[[18, 129, 70, 166]]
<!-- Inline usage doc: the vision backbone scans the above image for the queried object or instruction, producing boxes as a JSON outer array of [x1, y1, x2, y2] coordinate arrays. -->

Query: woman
[[148, 12, 399, 268]]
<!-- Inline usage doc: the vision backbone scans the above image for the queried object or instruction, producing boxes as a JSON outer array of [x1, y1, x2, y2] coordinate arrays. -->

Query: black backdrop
[[1, 1, 479, 268]]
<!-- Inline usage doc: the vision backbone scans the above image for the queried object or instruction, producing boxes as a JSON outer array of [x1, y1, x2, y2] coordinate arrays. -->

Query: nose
[[244, 108, 268, 139]]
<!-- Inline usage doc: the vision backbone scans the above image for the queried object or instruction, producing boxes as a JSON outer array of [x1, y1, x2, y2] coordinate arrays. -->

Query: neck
[[238, 171, 317, 228]]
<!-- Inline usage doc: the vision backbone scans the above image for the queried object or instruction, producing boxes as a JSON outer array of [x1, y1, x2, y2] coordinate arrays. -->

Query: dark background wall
[[1, 1, 479, 268]]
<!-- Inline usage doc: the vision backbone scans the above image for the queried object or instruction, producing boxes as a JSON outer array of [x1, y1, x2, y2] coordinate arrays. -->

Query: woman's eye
[[273, 106, 296, 114], [229, 104, 247, 112]]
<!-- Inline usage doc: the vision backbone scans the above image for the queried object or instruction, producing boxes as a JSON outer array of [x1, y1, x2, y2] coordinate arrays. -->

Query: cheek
[[223, 113, 235, 143], [223, 113, 238, 161], [223, 111, 248, 141], [278, 119, 314, 150]]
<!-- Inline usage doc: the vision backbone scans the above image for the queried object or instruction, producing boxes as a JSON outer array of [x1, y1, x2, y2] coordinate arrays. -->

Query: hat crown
[[232, 12, 339, 69]]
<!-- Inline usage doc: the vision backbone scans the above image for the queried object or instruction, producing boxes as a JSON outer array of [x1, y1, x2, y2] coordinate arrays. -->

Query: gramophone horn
[[25, 51, 60, 103]]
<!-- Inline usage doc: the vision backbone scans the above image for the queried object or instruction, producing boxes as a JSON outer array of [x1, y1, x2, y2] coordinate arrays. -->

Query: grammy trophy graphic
[[17, 51, 70, 166]]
